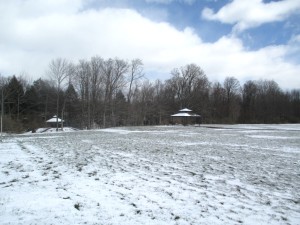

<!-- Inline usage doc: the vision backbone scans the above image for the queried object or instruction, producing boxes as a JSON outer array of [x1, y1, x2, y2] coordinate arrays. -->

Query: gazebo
[[46, 115, 64, 128], [171, 108, 201, 125]]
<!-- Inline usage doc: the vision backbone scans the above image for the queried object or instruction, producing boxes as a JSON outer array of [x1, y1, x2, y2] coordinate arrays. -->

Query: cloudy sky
[[1, 0, 300, 89]]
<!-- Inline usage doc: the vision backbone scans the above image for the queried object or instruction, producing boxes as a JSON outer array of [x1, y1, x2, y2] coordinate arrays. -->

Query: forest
[[1, 56, 299, 133]]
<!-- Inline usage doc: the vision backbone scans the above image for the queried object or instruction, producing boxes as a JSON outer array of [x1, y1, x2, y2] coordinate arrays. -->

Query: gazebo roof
[[171, 112, 192, 117], [179, 108, 192, 112], [46, 115, 64, 123], [171, 108, 200, 117]]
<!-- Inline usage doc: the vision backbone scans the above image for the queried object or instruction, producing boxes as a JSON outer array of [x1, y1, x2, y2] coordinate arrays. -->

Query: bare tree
[[240, 80, 258, 122], [153, 79, 166, 124], [125, 59, 144, 125], [127, 59, 144, 103], [210, 82, 226, 123], [133, 80, 155, 125], [90, 56, 104, 128], [224, 77, 240, 101], [73, 59, 91, 128], [255, 80, 283, 123], [101, 59, 114, 128], [47, 58, 71, 131], [0, 75, 9, 135], [289, 89, 300, 122], [223, 76, 241, 122], [101, 58, 129, 127], [169, 63, 207, 108]]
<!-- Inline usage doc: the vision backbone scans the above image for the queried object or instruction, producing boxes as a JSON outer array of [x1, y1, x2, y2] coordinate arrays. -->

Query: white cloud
[[145, 0, 195, 4], [145, 0, 173, 3], [202, 0, 300, 32], [0, 0, 299, 89]]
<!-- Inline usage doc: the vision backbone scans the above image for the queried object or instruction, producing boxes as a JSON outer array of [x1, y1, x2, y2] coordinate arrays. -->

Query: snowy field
[[0, 124, 300, 225]]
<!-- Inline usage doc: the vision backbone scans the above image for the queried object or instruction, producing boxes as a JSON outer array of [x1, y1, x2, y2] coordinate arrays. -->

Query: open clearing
[[0, 124, 300, 224]]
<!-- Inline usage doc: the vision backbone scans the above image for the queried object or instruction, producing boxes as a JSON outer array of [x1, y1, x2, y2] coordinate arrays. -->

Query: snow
[[171, 113, 192, 117], [25, 127, 78, 134], [1, 125, 300, 224]]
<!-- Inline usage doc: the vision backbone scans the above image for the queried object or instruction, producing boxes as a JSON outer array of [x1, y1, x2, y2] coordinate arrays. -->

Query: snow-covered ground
[[0, 125, 299, 225], [29, 127, 79, 133]]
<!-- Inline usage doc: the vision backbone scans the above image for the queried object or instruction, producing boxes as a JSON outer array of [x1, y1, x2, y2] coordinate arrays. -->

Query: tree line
[[1, 56, 299, 132]]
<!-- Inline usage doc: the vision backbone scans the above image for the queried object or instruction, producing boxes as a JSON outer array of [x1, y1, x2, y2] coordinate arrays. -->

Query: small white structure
[[46, 115, 64, 127], [171, 108, 201, 125]]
